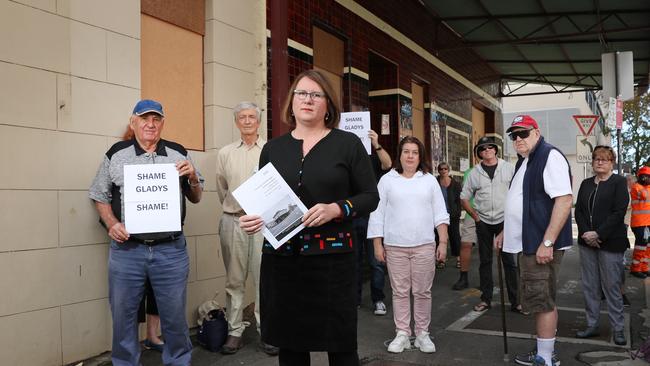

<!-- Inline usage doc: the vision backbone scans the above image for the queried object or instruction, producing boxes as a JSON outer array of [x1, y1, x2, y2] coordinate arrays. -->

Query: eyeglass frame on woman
[[593, 158, 612, 164], [293, 89, 326, 101], [508, 129, 532, 141]]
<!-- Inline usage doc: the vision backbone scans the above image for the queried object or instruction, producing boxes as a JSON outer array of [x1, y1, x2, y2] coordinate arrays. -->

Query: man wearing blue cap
[[89, 99, 204, 366]]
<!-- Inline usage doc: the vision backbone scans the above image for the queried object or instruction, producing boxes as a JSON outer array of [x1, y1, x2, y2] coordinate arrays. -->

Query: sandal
[[456, 258, 461, 268], [473, 302, 491, 312]]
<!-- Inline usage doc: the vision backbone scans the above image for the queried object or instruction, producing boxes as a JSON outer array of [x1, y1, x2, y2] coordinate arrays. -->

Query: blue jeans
[[353, 217, 386, 304], [108, 236, 192, 366]]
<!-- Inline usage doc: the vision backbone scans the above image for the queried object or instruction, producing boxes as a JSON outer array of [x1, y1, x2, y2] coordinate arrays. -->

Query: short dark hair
[[281, 69, 341, 129], [592, 145, 616, 163], [394, 136, 431, 174]]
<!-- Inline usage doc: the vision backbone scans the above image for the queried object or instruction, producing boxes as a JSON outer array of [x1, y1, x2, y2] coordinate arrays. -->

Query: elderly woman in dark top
[[240, 69, 379, 366], [574, 145, 629, 346], [436, 162, 462, 269]]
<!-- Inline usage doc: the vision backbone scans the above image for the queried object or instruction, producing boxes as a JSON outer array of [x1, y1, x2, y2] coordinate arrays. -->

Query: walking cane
[[496, 247, 509, 362]]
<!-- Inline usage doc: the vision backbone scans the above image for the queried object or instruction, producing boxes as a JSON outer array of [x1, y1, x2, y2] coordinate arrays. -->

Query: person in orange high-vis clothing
[[630, 166, 650, 278]]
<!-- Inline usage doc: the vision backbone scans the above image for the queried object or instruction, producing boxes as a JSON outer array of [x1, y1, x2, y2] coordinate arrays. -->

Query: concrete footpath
[[85, 241, 650, 366]]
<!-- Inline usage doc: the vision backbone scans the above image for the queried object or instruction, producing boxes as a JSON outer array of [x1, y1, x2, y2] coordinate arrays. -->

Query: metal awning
[[421, 0, 650, 96]]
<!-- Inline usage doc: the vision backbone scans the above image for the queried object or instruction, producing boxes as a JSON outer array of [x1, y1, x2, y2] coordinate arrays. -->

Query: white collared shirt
[[502, 150, 572, 253], [367, 169, 450, 247]]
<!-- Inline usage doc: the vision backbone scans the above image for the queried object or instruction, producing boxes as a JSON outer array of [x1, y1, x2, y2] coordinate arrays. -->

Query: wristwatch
[[375, 145, 383, 151], [543, 239, 554, 248]]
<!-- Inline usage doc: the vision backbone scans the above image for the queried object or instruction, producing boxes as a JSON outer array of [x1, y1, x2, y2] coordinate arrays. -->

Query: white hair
[[233, 101, 261, 120]]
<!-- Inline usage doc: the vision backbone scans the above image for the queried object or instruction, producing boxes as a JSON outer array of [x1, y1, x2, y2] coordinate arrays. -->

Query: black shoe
[[631, 271, 647, 279], [258, 341, 279, 356], [511, 304, 531, 316], [514, 349, 561, 366], [576, 326, 600, 339], [623, 294, 631, 307], [452, 275, 468, 290], [613, 330, 626, 345]]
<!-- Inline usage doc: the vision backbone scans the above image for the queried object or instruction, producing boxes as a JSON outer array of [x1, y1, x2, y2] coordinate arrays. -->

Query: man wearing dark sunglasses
[[460, 136, 521, 315], [495, 115, 573, 366]]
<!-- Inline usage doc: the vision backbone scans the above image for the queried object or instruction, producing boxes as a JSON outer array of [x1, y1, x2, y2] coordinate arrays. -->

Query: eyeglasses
[[593, 158, 612, 164], [293, 89, 325, 101], [477, 145, 495, 154], [508, 129, 532, 141]]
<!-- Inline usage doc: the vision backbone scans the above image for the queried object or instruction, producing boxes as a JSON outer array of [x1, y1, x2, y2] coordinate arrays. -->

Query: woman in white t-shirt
[[367, 136, 450, 354]]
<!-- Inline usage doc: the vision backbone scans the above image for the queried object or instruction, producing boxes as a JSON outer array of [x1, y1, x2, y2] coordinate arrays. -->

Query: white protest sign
[[232, 163, 308, 249], [339, 111, 371, 154], [123, 163, 181, 234]]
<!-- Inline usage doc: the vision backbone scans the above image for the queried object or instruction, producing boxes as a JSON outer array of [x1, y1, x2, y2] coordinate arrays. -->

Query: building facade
[[1, 0, 499, 364]]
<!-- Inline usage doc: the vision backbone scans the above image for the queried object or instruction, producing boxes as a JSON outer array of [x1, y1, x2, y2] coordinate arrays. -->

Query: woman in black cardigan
[[240, 70, 379, 366], [574, 145, 629, 346]]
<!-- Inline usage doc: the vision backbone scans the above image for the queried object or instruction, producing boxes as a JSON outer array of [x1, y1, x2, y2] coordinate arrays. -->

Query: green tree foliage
[[620, 93, 650, 172]]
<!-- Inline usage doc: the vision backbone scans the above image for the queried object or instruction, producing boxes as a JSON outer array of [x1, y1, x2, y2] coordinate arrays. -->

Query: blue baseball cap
[[132, 99, 164, 117]]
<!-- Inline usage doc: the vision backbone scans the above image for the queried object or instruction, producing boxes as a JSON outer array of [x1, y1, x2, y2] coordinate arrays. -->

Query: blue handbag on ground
[[197, 308, 228, 352], [196, 292, 228, 352]]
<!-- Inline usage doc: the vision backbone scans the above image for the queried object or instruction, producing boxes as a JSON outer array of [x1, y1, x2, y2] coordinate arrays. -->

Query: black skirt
[[260, 251, 357, 352]]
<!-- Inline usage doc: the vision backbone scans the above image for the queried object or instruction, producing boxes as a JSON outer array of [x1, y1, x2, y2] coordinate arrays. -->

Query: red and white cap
[[507, 115, 539, 133]]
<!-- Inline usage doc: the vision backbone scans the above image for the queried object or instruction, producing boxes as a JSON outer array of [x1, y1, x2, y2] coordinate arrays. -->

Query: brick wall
[[267, 0, 501, 162]]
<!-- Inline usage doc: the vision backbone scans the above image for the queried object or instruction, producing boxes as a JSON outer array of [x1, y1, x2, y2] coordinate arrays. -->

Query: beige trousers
[[219, 213, 263, 337]]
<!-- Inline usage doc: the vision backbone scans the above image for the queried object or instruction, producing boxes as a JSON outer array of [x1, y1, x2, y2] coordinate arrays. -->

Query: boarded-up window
[[141, 14, 204, 150], [313, 27, 343, 106]]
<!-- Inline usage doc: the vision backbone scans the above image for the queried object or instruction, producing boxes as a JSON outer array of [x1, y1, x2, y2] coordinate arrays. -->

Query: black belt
[[129, 234, 180, 246]]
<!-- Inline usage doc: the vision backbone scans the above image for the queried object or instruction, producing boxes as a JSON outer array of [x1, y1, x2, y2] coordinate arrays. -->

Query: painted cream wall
[[0, 0, 267, 364], [203, 0, 268, 317]]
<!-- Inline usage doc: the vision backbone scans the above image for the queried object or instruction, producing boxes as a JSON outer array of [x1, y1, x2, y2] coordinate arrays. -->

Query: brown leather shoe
[[221, 335, 243, 355]]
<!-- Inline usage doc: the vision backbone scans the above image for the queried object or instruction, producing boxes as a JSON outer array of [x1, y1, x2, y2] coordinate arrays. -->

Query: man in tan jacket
[[216, 101, 277, 355]]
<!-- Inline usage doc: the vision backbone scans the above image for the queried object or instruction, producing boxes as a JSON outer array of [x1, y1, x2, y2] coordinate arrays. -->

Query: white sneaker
[[387, 331, 411, 353], [374, 301, 387, 315], [414, 332, 436, 353]]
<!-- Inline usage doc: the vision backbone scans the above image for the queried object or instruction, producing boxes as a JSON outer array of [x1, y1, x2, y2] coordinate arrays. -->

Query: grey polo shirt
[[89, 138, 204, 240]]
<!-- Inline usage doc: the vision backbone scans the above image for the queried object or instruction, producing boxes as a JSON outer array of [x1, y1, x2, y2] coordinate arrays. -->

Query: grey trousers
[[579, 245, 625, 331]]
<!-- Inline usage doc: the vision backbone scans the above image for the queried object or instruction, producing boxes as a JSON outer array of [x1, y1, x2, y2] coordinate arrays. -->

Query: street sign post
[[576, 135, 597, 164], [616, 98, 623, 129], [607, 97, 624, 129], [572, 115, 599, 136]]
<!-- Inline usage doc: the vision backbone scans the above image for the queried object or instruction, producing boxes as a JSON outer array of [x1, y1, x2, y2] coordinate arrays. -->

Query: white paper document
[[232, 163, 308, 249], [339, 111, 371, 154], [123, 163, 181, 234]]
